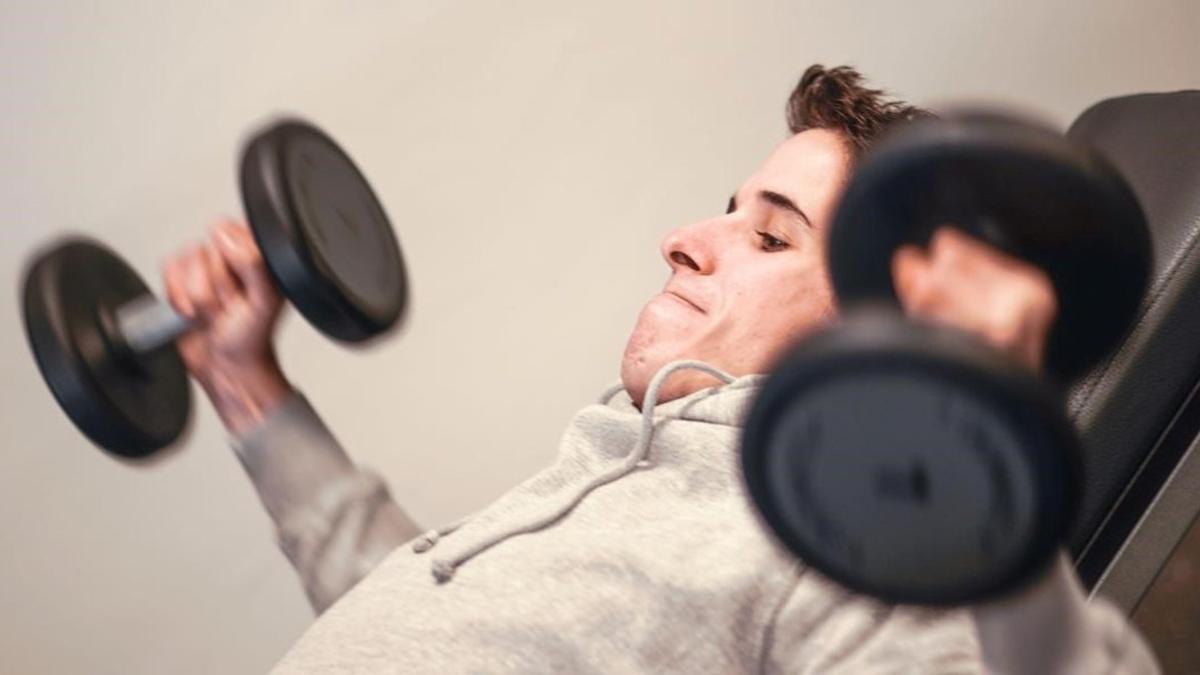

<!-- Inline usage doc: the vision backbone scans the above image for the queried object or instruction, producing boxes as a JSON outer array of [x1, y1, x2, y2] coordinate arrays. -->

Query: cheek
[[720, 258, 834, 366]]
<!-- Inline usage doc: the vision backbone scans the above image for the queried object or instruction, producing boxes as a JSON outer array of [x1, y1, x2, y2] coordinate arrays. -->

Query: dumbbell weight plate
[[22, 239, 191, 458], [742, 310, 1080, 605], [827, 110, 1151, 383], [241, 120, 407, 343]]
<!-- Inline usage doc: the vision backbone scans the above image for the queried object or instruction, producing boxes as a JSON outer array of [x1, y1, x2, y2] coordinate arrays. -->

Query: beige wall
[[1, 1, 1197, 672]]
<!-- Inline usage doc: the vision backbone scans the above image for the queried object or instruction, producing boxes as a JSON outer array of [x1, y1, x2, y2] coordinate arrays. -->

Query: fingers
[[204, 233, 238, 306], [891, 243, 931, 308], [893, 228, 987, 310], [213, 218, 277, 310], [162, 240, 228, 324], [162, 217, 281, 324], [186, 246, 221, 322], [889, 226, 1059, 373], [893, 230, 989, 329], [162, 251, 194, 320]]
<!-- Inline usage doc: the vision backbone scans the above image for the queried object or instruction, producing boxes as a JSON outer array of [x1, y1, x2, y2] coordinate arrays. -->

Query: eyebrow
[[727, 190, 813, 229]]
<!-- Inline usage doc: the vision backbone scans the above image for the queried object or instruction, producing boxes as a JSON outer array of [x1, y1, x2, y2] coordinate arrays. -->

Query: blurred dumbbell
[[742, 110, 1150, 604], [22, 119, 408, 458]]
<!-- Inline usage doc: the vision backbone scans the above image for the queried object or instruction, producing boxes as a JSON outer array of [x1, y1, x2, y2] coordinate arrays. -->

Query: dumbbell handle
[[113, 294, 196, 356]]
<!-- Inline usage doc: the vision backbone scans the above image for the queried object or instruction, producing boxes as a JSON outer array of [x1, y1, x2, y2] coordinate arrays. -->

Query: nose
[[660, 220, 716, 274]]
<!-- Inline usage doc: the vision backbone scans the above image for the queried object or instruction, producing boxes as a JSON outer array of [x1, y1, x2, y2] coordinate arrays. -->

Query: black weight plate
[[742, 309, 1080, 605], [828, 110, 1151, 383], [22, 239, 191, 457], [240, 119, 407, 343]]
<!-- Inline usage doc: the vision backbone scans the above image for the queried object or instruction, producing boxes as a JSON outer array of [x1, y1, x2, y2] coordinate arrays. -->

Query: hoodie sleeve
[[761, 570, 983, 674], [230, 391, 421, 614], [971, 553, 1160, 674], [763, 555, 1160, 674]]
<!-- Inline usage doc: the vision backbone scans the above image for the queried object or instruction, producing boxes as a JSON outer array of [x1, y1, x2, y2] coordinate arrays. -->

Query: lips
[[663, 288, 705, 313]]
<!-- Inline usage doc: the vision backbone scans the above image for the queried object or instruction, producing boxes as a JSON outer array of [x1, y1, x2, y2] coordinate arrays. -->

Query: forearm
[[230, 390, 421, 613], [200, 356, 292, 437]]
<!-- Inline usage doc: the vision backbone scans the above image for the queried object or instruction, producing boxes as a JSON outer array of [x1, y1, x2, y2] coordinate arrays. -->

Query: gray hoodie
[[233, 361, 1157, 673]]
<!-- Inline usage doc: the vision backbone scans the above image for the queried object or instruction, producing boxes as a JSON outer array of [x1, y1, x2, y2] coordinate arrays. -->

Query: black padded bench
[[1064, 90, 1200, 613]]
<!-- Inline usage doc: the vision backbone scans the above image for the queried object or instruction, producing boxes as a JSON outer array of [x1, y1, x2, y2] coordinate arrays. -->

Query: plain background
[[2, 1, 1198, 673]]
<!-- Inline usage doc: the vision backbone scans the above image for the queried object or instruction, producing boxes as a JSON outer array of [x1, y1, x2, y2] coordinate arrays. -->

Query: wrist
[[200, 359, 292, 437]]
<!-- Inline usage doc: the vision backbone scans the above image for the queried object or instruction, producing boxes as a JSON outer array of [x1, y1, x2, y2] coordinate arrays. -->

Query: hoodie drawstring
[[411, 516, 470, 554], [422, 360, 735, 583]]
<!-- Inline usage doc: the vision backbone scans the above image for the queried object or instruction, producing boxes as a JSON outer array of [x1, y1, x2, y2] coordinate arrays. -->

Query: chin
[[621, 306, 725, 408], [619, 343, 654, 409], [620, 340, 727, 410]]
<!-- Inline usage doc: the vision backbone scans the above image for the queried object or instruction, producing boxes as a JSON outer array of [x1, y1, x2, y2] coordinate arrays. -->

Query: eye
[[756, 231, 789, 252]]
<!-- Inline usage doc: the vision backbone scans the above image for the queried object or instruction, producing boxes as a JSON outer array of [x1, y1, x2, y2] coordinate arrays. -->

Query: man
[[165, 66, 1156, 672]]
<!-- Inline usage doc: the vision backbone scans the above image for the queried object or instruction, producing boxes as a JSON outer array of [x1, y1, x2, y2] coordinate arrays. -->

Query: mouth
[[663, 290, 705, 313]]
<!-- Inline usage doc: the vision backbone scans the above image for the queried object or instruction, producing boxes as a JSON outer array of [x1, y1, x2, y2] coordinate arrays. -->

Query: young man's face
[[621, 128, 851, 407]]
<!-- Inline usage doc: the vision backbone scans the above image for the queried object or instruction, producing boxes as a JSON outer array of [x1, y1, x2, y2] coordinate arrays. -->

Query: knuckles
[[892, 227, 1059, 364]]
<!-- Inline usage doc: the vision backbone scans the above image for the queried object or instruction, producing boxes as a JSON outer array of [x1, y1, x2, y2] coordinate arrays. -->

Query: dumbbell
[[740, 111, 1151, 605], [22, 119, 408, 458]]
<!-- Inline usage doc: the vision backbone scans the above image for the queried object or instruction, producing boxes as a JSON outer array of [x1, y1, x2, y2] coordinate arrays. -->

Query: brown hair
[[786, 64, 930, 158]]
